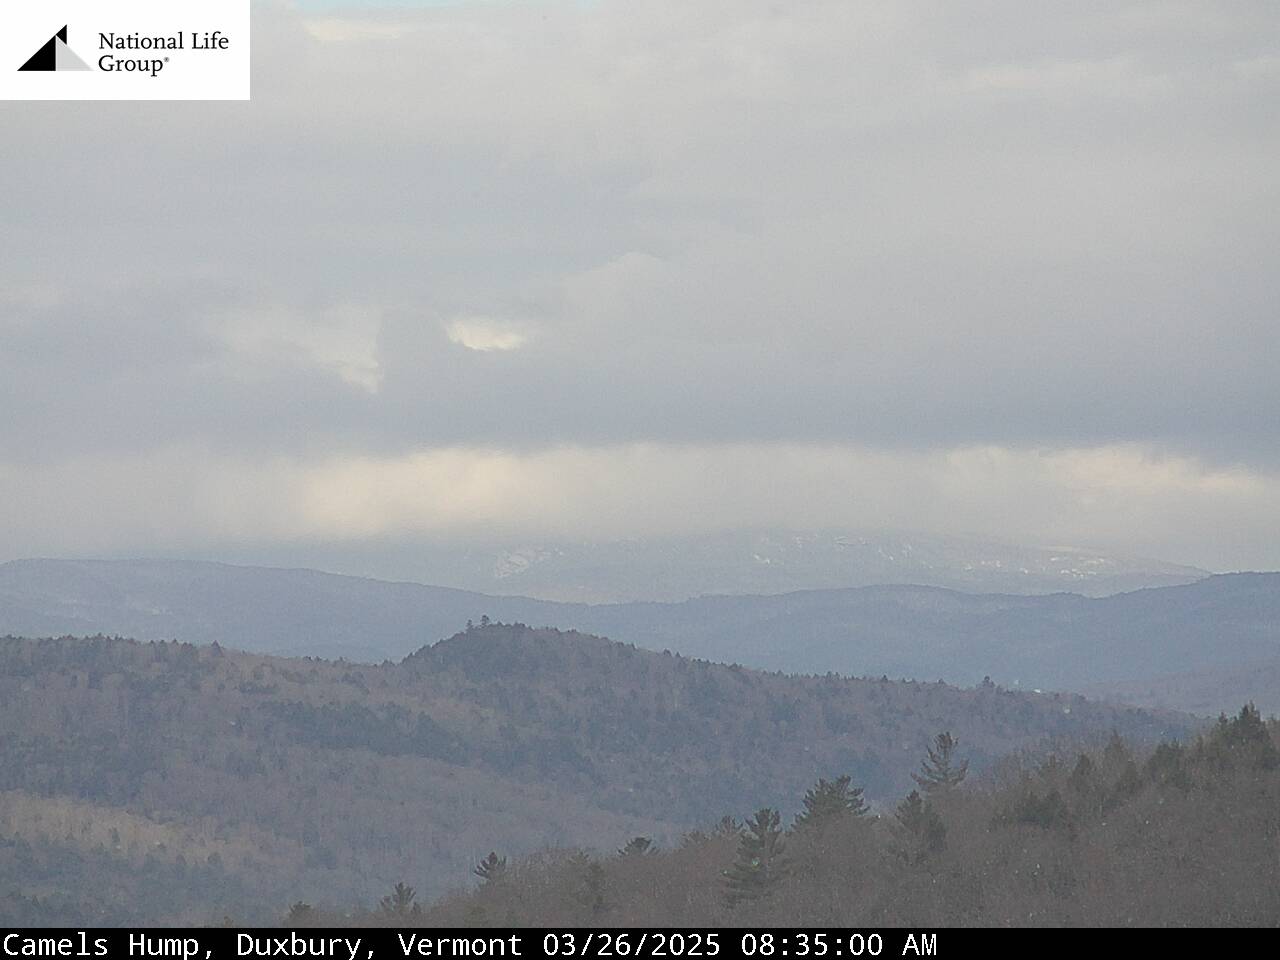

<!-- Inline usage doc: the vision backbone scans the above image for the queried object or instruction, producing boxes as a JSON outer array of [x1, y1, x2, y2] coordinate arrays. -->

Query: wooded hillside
[[0, 625, 1191, 923], [330, 708, 1280, 927]]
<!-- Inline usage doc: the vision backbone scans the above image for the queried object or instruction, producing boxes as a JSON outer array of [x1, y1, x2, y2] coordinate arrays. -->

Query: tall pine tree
[[912, 732, 968, 793], [894, 790, 946, 860], [793, 774, 869, 831], [474, 851, 508, 883], [724, 808, 789, 907], [378, 882, 421, 918]]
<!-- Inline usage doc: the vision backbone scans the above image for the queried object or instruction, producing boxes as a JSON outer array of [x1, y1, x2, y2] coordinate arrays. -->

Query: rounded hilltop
[[402, 620, 645, 682]]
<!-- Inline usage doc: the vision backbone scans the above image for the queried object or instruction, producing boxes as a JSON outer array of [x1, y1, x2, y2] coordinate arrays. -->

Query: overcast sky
[[1, 0, 1278, 571]]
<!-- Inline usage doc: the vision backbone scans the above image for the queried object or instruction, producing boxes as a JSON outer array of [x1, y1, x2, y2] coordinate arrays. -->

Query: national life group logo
[[18, 25, 92, 72], [2, 1, 249, 100]]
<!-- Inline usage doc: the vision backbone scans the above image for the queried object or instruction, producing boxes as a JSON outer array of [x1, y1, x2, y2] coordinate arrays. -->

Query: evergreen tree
[[1103, 729, 1131, 767], [1067, 752, 1104, 814], [793, 774, 868, 831], [1144, 741, 1191, 790], [474, 851, 508, 883], [1005, 788, 1071, 829], [1109, 759, 1143, 807], [284, 902, 315, 923], [724, 808, 788, 907], [1067, 752, 1095, 792], [1207, 704, 1280, 770], [378, 882, 420, 918], [566, 852, 607, 918], [912, 732, 968, 793], [894, 790, 946, 860], [618, 836, 653, 857], [712, 815, 742, 837]]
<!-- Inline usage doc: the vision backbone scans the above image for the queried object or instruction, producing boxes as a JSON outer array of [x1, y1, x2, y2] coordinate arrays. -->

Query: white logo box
[[1, 0, 249, 100]]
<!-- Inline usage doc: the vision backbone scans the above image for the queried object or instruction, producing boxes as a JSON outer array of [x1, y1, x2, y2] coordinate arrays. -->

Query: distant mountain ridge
[[0, 558, 1276, 715], [570, 574, 1280, 715], [224, 529, 1208, 602]]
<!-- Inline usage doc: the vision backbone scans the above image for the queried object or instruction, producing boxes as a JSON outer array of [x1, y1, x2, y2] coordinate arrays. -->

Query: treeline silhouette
[[299, 709, 1280, 927]]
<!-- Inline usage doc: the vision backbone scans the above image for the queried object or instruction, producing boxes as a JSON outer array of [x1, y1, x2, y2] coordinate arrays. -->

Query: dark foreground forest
[[310, 708, 1280, 927]]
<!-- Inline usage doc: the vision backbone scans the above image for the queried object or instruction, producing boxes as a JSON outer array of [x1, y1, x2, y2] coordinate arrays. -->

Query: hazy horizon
[[0, 523, 1225, 600]]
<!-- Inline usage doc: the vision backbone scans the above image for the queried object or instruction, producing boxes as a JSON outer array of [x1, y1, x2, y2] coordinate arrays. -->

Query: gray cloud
[[1, 1, 1277, 566]]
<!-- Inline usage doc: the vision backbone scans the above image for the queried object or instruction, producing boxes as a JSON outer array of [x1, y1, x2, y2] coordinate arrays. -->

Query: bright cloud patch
[[445, 317, 531, 353], [214, 304, 383, 393]]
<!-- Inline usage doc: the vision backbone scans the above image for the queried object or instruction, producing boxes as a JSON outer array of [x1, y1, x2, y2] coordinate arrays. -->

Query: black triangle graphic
[[18, 26, 70, 72]]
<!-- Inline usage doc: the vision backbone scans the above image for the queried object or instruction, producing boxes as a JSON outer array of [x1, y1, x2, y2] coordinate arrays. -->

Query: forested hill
[[0, 625, 1190, 924], [3, 561, 1278, 714]]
